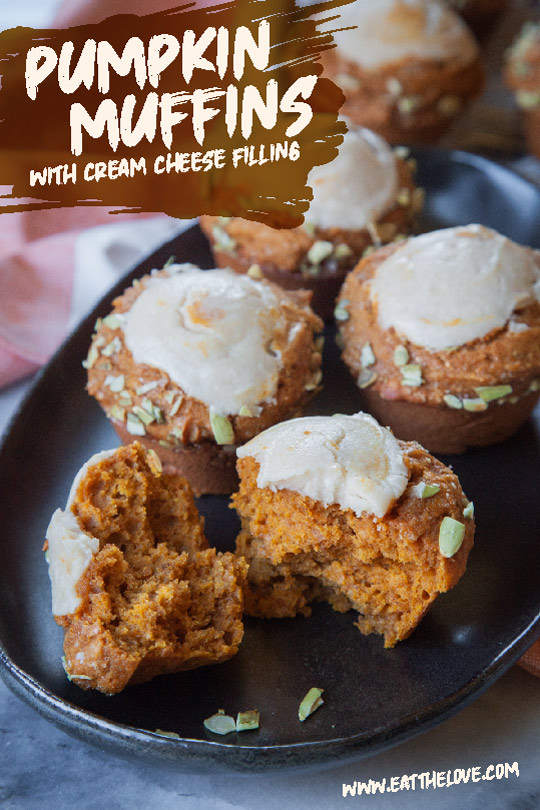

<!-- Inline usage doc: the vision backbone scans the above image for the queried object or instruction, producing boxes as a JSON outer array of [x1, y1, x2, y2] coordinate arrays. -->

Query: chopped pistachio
[[516, 90, 540, 109], [239, 405, 253, 417], [386, 77, 403, 96], [393, 345, 409, 367], [462, 397, 488, 413], [61, 655, 91, 682], [396, 188, 411, 206], [170, 426, 184, 439], [133, 406, 156, 426], [159, 440, 174, 449], [104, 374, 125, 393], [109, 405, 126, 422], [475, 385, 512, 403], [169, 395, 184, 416], [411, 187, 425, 213], [298, 687, 324, 722], [463, 501, 474, 520], [101, 313, 123, 330], [362, 245, 376, 259], [118, 393, 133, 407], [163, 254, 176, 269], [136, 380, 160, 395], [334, 301, 350, 322], [210, 409, 235, 445], [94, 317, 103, 332], [146, 448, 163, 473], [334, 72, 361, 92], [212, 225, 236, 252], [302, 221, 316, 237], [333, 243, 352, 259], [508, 395, 519, 405], [443, 394, 463, 410], [247, 263, 263, 280], [414, 482, 441, 499], [398, 95, 421, 115], [400, 364, 423, 388], [305, 369, 323, 392], [361, 342, 376, 368], [155, 729, 180, 739], [358, 369, 378, 389], [82, 344, 100, 370], [101, 337, 122, 357], [203, 711, 236, 736], [439, 516, 466, 558], [437, 95, 461, 116], [366, 222, 382, 247], [393, 146, 410, 160], [126, 412, 146, 436], [529, 379, 540, 392], [307, 240, 334, 265], [236, 710, 260, 731]]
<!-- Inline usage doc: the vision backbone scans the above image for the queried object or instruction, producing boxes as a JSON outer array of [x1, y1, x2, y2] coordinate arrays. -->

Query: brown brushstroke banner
[[0, 0, 350, 227]]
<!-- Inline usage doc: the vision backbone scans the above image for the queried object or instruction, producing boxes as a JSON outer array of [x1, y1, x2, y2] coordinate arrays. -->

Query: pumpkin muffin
[[505, 21, 540, 160], [323, 0, 484, 144], [200, 125, 420, 319], [45, 442, 247, 694], [233, 413, 474, 648], [337, 224, 540, 454], [85, 263, 323, 495]]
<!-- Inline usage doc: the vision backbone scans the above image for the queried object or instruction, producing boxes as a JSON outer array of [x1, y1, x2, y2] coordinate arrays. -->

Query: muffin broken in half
[[45, 443, 247, 694], [233, 413, 474, 647]]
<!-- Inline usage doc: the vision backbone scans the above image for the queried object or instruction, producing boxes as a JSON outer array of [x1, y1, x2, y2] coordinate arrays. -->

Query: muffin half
[[233, 412, 474, 648], [505, 22, 540, 160], [45, 443, 247, 694], [85, 263, 323, 494], [337, 224, 540, 454]]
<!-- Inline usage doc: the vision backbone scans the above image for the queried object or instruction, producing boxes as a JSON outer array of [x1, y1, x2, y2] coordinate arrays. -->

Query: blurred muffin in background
[[201, 125, 421, 320], [443, 0, 509, 40], [323, 0, 484, 144], [505, 21, 540, 159]]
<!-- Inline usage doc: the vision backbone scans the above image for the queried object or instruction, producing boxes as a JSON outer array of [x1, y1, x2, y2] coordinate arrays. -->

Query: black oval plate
[[1, 149, 540, 774]]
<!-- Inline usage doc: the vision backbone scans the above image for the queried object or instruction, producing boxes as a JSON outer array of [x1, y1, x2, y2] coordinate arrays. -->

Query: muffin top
[[368, 224, 540, 350], [122, 265, 300, 415], [506, 22, 540, 103], [306, 126, 399, 231], [237, 412, 409, 518], [334, 0, 479, 70]]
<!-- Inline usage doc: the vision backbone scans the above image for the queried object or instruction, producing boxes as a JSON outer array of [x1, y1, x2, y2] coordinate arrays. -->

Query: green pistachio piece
[[101, 314, 122, 329], [398, 95, 421, 115], [393, 345, 409, 367], [334, 72, 361, 92], [236, 710, 260, 731], [82, 344, 100, 370], [307, 240, 334, 266], [210, 410, 235, 445], [463, 501, 474, 520], [109, 405, 126, 422], [159, 440, 174, 449], [169, 395, 184, 416], [239, 405, 253, 417], [443, 394, 463, 410], [439, 516, 466, 558], [516, 90, 540, 109], [104, 374, 125, 393], [333, 243, 352, 259], [247, 264, 263, 280], [305, 369, 323, 392], [164, 390, 176, 404], [126, 413, 146, 436], [101, 337, 122, 357], [396, 188, 411, 206], [386, 77, 403, 96], [414, 482, 441, 499], [146, 448, 163, 473], [133, 406, 156, 426], [361, 342, 376, 368], [61, 655, 91, 682], [475, 385, 512, 402], [136, 380, 160, 395], [393, 146, 410, 160], [334, 301, 350, 322], [462, 398, 488, 413], [529, 379, 540, 392], [302, 221, 316, 237], [400, 364, 423, 387], [203, 712, 236, 736], [298, 687, 324, 722], [358, 369, 377, 389], [212, 225, 236, 252]]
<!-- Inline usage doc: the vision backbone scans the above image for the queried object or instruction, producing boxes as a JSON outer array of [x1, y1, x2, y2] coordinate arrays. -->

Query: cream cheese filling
[[123, 267, 288, 416], [369, 225, 540, 350], [237, 412, 409, 518]]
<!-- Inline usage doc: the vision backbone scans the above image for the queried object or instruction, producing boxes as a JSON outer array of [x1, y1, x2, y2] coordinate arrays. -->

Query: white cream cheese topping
[[46, 449, 117, 617], [123, 267, 288, 415], [237, 412, 409, 518], [306, 127, 398, 230], [369, 225, 540, 350], [334, 0, 479, 70]]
